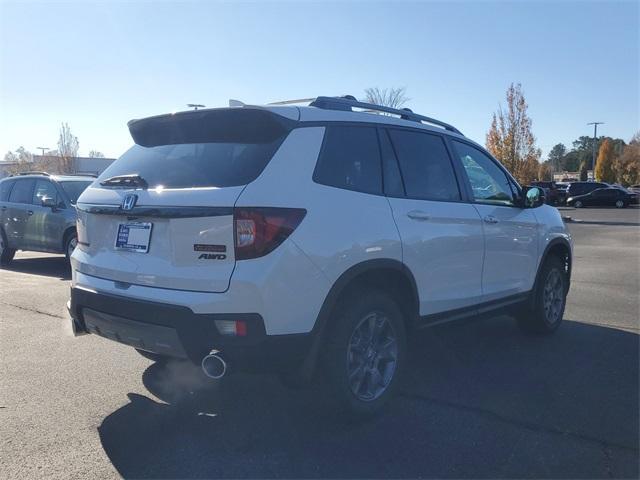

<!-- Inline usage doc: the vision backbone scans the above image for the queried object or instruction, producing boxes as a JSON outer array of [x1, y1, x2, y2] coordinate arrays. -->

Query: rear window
[[59, 181, 92, 204], [98, 109, 291, 189], [313, 125, 382, 195], [99, 141, 286, 189]]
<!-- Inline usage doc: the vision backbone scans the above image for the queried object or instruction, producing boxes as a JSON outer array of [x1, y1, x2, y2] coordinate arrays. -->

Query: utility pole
[[187, 104, 205, 110], [37, 146, 49, 157], [587, 122, 604, 180]]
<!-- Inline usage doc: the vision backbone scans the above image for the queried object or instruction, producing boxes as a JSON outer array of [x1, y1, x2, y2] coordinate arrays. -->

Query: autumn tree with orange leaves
[[595, 138, 616, 183], [486, 83, 541, 185]]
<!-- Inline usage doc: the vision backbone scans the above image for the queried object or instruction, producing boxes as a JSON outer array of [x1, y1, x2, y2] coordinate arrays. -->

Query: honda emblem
[[121, 194, 137, 211]]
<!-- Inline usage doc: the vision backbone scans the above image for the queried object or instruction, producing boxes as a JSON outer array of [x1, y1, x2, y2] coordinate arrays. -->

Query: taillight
[[234, 207, 306, 260]]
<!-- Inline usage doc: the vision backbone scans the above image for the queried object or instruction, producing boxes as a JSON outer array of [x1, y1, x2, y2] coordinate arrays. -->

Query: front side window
[[32, 180, 58, 205], [387, 129, 460, 201], [59, 181, 92, 204], [451, 141, 516, 206], [313, 126, 382, 195], [8, 179, 35, 204]]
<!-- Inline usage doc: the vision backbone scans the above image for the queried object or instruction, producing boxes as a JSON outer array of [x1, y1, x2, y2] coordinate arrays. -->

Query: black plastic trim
[[69, 286, 312, 371], [418, 292, 530, 327], [531, 238, 573, 303], [299, 259, 419, 380]]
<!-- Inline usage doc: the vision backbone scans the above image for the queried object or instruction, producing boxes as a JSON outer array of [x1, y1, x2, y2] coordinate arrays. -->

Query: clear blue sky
[[1, 0, 637, 159]]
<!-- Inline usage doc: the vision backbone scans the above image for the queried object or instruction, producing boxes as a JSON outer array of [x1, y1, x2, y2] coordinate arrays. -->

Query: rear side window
[[313, 126, 382, 195], [8, 179, 35, 204], [0, 180, 15, 201], [388, 129, 460, 201]]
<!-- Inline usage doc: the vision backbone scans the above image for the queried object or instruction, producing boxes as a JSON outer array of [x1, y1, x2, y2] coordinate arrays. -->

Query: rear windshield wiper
[[100, 174, 148, 189]]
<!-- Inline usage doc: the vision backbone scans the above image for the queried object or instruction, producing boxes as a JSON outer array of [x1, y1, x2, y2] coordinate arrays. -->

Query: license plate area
[[115, 222, 153, 253]]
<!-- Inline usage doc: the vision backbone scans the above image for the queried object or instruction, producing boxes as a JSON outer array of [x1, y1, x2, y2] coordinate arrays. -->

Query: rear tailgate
[[73, 107, 293, 293], [76, 187, 241, 292]]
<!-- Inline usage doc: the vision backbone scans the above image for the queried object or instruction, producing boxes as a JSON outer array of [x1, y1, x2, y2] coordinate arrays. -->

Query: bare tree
[[88, 150, 105, 158], [4, 147, 34, 175], [57, 122, 79, 173], [364, 87, 409, 109]]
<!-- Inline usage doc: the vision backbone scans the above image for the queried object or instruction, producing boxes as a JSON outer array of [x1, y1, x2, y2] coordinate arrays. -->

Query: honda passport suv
[[0, 172, 94, 266], [68, 96, 572, 416]]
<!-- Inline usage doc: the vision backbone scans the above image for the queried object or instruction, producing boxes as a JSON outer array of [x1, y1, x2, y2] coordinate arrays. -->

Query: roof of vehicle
[[131, 95, 470, 144], [1, 172, 96, 182]]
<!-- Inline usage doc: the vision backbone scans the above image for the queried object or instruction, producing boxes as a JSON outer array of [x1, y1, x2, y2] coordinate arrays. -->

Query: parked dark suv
[[0, 172, 94, 266]]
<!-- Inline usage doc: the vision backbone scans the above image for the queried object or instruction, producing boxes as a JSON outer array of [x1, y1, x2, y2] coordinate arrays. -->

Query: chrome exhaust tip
[[201, 350, 227, 379]]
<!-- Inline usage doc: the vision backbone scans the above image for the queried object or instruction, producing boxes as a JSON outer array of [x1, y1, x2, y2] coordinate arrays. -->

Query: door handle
[[407, 210, 431, 221], [27, 210, 34, 216], [483, 215, 499, 224]]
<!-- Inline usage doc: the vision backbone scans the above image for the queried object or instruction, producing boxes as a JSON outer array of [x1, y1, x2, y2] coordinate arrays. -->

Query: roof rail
[[15, 171, 50, 177], [309, 96, 463, 135]]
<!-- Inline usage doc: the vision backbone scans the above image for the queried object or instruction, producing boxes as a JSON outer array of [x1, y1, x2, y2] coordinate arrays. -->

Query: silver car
[[0, 172, 94, 266]]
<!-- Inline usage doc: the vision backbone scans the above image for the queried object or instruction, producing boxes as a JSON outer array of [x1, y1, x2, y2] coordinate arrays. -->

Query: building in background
[[553, 170, 594, 182], [0, 155, 115, 179]]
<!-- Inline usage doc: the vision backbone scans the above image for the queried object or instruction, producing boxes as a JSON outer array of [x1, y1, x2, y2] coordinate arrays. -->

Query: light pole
[[187, 104, 205, 110], [587, 122, 604, 180]]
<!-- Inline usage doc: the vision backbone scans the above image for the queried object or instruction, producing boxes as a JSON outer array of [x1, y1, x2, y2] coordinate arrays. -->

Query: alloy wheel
[[543, 269, 564, 326], [616, 200, 624, 208], [346, 311, 398, 402]]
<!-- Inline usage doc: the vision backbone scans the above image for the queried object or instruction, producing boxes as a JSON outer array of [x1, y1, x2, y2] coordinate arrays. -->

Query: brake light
[[234, 207, 306, 260]]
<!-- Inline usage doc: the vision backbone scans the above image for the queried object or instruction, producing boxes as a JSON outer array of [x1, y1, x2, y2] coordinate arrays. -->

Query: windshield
[[59, 181, 92, 204]]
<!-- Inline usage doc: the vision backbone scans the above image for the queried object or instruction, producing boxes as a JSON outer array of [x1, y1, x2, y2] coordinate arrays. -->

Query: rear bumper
[[68, 286, 313, 372]]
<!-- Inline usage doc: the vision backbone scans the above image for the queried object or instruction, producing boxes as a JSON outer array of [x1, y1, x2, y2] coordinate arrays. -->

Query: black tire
[[321, 288, 407, 418], [0, 230, 15, 267], [64, 231, 77, 263], [517, 255, 567, 334], [135, 348, 170, 363]]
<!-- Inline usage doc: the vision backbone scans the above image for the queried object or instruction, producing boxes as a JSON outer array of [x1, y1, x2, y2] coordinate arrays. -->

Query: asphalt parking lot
[[1, 207, 638, 479]]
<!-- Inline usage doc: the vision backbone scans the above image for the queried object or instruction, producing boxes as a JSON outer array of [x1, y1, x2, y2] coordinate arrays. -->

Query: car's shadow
[[98, 317, 639, 479], [5, 255, 70, 280]]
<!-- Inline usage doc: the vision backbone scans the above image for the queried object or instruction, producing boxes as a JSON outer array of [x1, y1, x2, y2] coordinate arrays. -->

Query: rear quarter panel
[[236, 126, 403, 333]]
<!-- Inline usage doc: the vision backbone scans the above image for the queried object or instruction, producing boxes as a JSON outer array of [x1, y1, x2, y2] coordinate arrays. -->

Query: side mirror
[[41, 196, 57, 209], [524, 186, 545, 208]]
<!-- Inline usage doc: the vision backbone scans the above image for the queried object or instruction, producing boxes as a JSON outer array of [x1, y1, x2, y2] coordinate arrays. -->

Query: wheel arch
[[300, 259, 419, 380], [62, 226, 77, 252], [532, 237, 572, 305]]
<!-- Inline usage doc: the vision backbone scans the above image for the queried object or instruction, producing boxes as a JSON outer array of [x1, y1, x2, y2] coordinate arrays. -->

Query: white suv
[[68, 96, 572, 416]]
